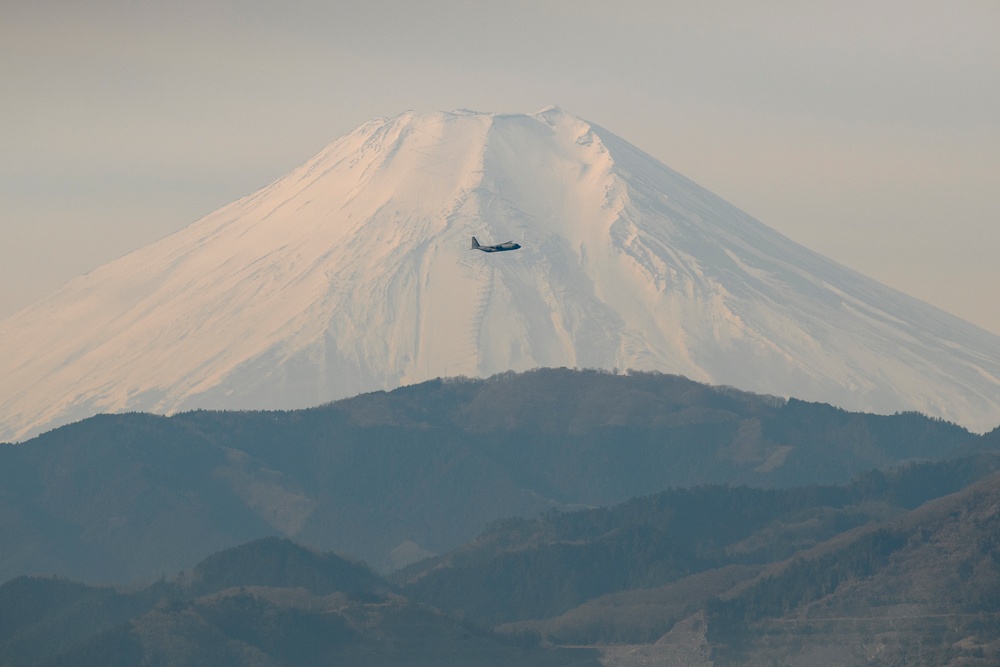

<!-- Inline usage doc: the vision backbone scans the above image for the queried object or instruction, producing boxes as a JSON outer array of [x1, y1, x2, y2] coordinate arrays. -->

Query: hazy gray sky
[[3, 0, 999, 333]]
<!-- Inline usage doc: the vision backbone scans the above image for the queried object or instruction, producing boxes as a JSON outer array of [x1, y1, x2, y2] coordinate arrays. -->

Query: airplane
[[471, 236, 521, 253]]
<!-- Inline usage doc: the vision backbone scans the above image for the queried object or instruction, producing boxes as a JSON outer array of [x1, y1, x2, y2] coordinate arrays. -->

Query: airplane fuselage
[[471, 236, 520, 252]]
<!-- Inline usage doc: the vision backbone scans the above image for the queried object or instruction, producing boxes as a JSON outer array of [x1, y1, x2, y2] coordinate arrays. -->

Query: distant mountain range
[[2, 107, 999, 440], [5, 444, 999, 666], [0, 370, 993, 584]]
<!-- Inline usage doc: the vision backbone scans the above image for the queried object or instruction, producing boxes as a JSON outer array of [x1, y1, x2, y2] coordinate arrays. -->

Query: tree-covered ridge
[[395, 454, 1000, 625], [0, 538, 600, 667], [4, 456, 1000, 666], [702, 472, 1000, 665], [3, 370, 988, 585]]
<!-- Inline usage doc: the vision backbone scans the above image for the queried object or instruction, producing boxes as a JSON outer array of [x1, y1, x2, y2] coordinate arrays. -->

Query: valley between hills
[[2, 369, 999, 665]]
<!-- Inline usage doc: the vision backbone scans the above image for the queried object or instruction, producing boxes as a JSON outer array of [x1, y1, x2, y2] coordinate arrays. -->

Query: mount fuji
[[2, 107, 999, 440]]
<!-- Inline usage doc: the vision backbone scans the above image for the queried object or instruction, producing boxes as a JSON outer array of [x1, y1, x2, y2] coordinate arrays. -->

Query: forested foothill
[[0, 538, 600, 667], [2, 369, 999, 665], [3, 453, 999, 665], [0, 369, 989, 584]]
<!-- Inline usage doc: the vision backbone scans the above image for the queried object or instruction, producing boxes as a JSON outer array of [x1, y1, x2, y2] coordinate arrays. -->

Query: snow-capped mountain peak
[[2, 107, 999, 440]]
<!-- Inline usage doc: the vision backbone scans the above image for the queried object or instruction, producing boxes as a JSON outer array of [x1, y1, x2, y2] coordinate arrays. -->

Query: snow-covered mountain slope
[[2, 107, 999, 440]]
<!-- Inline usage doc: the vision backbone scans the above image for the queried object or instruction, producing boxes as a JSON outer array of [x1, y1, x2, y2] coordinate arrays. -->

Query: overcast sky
[[3, 0, 999, 333]]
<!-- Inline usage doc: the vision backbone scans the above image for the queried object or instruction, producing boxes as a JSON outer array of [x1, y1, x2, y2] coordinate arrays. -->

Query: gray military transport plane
[[471, 236, 521, 253]]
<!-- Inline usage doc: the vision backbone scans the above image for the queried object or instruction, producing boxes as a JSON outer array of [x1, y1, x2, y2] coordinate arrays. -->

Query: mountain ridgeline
[[395, 456, 1000, 628], [0, 538, 601, 667], [2, 107, 999, 441], [0, 369, 990, 585]]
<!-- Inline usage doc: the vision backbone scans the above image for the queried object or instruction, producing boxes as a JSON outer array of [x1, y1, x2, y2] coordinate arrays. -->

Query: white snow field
[[2, 107, 999, 440]]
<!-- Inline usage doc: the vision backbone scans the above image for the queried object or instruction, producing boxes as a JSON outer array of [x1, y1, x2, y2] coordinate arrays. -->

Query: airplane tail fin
[[471, 236, 481, 249]]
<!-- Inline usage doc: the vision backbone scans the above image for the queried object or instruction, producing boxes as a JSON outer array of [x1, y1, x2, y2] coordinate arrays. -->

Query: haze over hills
[[2, 107, 1000, 440], [0, 370, 990, 583], [394, 462, 1000, 666], [0, 538, 601, 667], [5, 457, 1000, 666]]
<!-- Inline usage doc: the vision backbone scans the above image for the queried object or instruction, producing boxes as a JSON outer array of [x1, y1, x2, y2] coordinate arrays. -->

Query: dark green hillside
[[176, 369, 978, 496], [0, 369, 986, 583], [2, 538, 600, 667], [101, 594, 599, 667], [0, 576, 171, 667], [704, 471, 1000, 666], [398, 485, 858, 624], [397, 454, 1000, 631], [4, 458, 1000, 666], [183, 536, 388, 597], [0, 413, 276, 582]]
